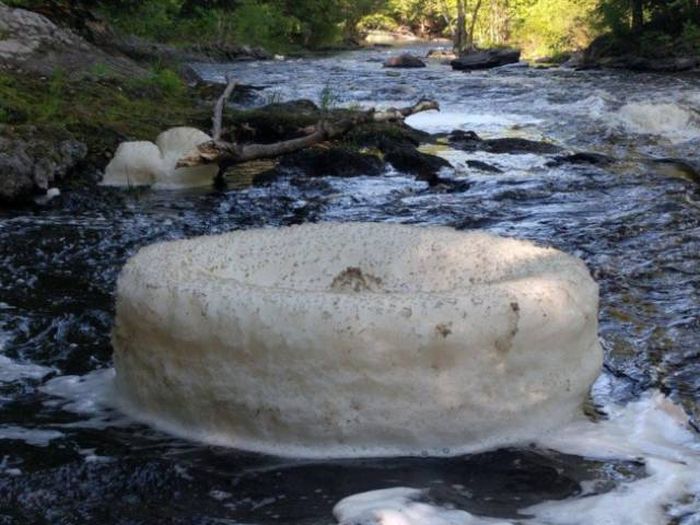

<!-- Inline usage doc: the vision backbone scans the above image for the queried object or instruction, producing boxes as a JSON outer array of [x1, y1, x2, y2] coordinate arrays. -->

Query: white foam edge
[[333, 389, 700, 525]]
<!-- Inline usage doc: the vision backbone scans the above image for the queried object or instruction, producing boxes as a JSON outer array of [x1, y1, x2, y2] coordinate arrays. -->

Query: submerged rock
[[451, 48, 521, 71], [113, 223, 603, 458], [546, 152, 615, 167], [649, 158, 700, 184], [465, 159, 503, 173], [449, 130, 562, 155], [383, 54, 427, 68], [384, 145, 451, 180]]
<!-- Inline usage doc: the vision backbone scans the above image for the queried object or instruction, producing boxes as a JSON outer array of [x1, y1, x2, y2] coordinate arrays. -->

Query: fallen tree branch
[[177, 98, 440, 168], [212, 76, 237, 140]]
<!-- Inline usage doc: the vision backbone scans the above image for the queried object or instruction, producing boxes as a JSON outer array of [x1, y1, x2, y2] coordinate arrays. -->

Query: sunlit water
[[0, 45, 698, 524]]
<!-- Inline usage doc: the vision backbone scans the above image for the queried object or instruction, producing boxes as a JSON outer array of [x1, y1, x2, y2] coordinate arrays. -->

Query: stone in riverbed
[[383, 145, 452, 180], [465, 159, 503, 173], [278, 147, 385, 178], [451, 48, 521, 71], [449, 130, 562, 155], [383, 54, 426, 68], [546, 152, 614, 167]]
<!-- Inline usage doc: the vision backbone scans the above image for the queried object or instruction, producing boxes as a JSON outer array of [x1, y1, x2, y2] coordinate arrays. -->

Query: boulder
[[279, 147, 385, 178], [0, 132, 86, 204], [0, 2, 142, 77], [383, 145, 452, 181], [451, 48, 521, 71], [383, 54, 426, 68]]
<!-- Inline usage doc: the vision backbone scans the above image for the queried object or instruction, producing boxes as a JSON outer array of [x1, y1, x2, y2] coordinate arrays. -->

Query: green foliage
[[104, 0, 183, 42], [319, 83, 340, 113], [680, 21, 700, 53], [512, 0, 597, 57], [357, 13, 399, 32], [639, 30, 674, 56], [230, 1, 296, 51]]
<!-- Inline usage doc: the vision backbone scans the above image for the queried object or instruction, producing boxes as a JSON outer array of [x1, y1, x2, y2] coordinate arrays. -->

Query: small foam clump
[[112, 222, 602, 458], [101, 127, 218, 189]]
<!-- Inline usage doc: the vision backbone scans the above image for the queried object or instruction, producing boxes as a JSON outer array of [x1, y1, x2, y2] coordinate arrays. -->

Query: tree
[[631, 0, 643, 31]]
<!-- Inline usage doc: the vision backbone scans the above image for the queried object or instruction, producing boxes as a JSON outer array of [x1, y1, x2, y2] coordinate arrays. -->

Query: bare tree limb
[[178, 99, 440, 169], [212, 76, 237, 140]]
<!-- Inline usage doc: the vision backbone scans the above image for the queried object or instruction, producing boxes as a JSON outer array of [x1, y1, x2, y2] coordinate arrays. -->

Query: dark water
[[0, 46, 698, 524]]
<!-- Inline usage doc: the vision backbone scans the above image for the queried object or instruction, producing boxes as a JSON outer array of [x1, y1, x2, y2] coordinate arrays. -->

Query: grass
[[0, 67, 210, 173]]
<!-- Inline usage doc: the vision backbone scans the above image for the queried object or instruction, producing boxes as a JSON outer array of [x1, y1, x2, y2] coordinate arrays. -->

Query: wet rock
[[546, 152, 614, 167], [650, 158, 700, 184], [346, 122, 434, 149], [0, 2, 143, 78], [228, 100, 321, 144], [254, 147, 384, 185], [451, 48, 521, 71], [465, 160, 503, 173], [383, 54, 427, 68], [0, 131, 87, 204], [384, 146, 451, 179], [449, 130, 562, 155], [581, 33, 700, 72], [426, 49, 457, 61]]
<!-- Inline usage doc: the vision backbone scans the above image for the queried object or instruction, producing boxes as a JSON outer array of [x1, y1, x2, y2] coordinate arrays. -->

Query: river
[[0, 45, 698, 524]]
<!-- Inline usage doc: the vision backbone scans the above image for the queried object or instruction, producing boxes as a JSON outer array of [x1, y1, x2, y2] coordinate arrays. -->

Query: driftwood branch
[[212, 76, 237, 140], [178, 90, 439, 168]]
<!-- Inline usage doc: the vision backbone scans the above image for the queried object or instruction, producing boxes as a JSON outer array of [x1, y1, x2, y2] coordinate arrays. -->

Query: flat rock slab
[[449, 130, 562, 155]]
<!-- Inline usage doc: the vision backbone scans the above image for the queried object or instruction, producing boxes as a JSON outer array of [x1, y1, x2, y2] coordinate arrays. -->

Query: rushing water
[[0, 45, 699, 524]]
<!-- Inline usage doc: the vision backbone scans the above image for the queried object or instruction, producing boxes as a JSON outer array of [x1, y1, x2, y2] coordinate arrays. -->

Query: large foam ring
[[102, 127, 218, 189], [113, 223, 603, 458]]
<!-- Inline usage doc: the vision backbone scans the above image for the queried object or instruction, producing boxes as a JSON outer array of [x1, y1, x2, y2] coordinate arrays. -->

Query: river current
[[0, 45, 698, 524]]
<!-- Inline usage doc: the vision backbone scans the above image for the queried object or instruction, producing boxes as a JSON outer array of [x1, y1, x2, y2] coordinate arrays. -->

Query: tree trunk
[[177, 89, 440, 169], [467, 0, 483, 49], [631, 0, 643, 32], [453, 0, 467, 55]]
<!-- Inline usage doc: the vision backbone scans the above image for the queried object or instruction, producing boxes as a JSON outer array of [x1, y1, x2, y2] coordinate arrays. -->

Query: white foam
[[612, 102, 700, 144], [0, 354, 53, 383], [112, 223, 602, 458], [39, 369, 130, 430], [406, 111, 541, 135], [0, 425, 63, 446], [333, 392, 700, 525], [41, 369, 116, 415], [334, 487, 510, 525]]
